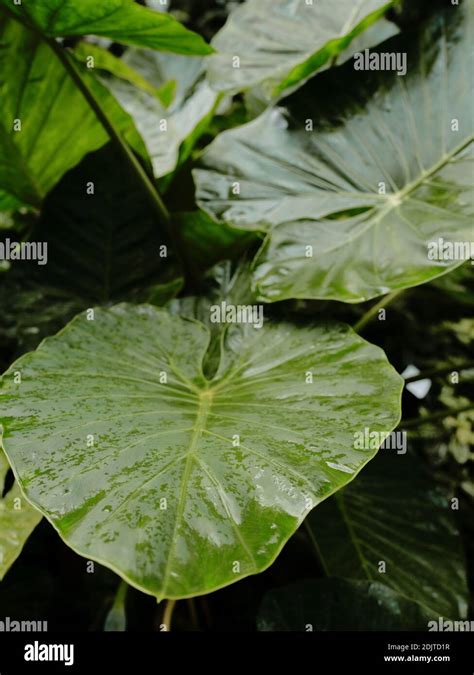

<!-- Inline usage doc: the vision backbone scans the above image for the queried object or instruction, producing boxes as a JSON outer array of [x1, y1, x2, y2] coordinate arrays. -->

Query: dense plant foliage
[[0, 0, 472, 631]]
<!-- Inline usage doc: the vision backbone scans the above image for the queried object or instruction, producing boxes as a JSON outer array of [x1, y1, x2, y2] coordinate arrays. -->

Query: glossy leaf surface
[[0, 16, 144, 209], [196, 4, 474, 302], [1, 305, 402, 599], [100, 49, 217, 180], [208, 0, 395, 101]]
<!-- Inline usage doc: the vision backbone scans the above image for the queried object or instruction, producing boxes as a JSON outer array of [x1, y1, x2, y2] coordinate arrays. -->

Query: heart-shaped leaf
[[0, 305, 402, 599], [208, 0, 396, 103], [307, 451, 469, 619], [257, 578, 428, 631], [195, 3, 473, 302], [0, 0, 212, 55], [0, 450, 41, 580]]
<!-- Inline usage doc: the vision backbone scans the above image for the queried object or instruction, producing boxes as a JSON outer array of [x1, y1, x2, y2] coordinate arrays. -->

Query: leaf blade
[[208, 0, 396, 101], [0, 0, 213, 55], [307, 452, 469, 619], [0, 450, 42, 581], [1, 305, 403, 599], [257, 578, 429, 631], [0, 15, 145, 209], [196, 3, 474, 302]]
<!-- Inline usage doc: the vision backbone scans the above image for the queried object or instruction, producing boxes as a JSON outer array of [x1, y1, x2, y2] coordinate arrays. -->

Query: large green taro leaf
[[0, 0, 212, 55], [0, 449, 41, 580], [0, 15, 145, 209], [195, 3, 474, 303], [0, 305, 403, 599], [307, 452, 469, 619], [208, 0, 395, 102], [257, 578, 428, 631]]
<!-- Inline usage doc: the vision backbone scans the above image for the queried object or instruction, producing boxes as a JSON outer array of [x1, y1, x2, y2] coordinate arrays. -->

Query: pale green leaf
[[0, 450, 42, 580], [208, 0, 396, 102], [100, 49, 218, 180], [195, 3, 473, 302], [1, 305, 402, 599]]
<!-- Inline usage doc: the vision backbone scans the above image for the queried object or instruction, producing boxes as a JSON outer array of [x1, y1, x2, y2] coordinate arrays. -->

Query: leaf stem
[[303, 519, 329, 576], [48, 39, 205, 281], [47, 40, 171, 225], [104, 579, 128, 631], [353, 290, 403, 333], [404, 361, 474, 384], [402, 404, 474, 429], [162, 599, 177, 631], [1, 6, 193, 273], [187, 598, 199, 631]]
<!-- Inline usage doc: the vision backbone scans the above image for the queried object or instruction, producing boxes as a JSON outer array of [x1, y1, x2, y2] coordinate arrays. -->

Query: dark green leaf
[[307, 452, 468, 619], [32, 143, 178, 303], [257, 578, 428, 631], [178, 211, 257, 271], [0, 144, 181, 366]]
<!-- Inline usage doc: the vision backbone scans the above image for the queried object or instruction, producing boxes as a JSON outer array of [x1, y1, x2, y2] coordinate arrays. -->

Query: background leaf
[[0, 0, 213, 55], [208, 0, 396, 102], [0, 449, 41, 580], [257, 578, 428, 631], [178, 211, 257, 272], [0, 143, 181, 368], [30, 143, 179, 303], [195, 2, 473, 302], [307, 451, 469, 619], [96, 48, 218, 181], [0, 15, 146, 210]]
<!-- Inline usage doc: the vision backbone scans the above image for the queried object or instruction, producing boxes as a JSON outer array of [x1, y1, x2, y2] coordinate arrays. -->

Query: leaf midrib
[[389, 136, 474, 204], [160, 388, 214, 598], [0, 3, 174, 243], [269, 135, 474, 264]]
